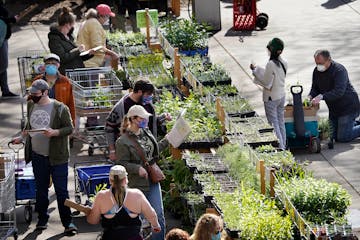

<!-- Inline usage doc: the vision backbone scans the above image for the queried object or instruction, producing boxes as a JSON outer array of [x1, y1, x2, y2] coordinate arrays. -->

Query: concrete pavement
[[1, 0, 360, 239]]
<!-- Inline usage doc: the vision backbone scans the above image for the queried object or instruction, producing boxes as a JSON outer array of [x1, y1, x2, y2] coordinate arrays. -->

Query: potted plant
[[318, 117, 331, 140]]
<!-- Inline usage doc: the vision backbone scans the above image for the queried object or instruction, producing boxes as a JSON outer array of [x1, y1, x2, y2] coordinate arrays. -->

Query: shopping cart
[[73, 161, 112, 207], [285, 85, 321, 153], [66, 67, 123, 156], [17, 50, 47, 130], [8, 142, 36, 224], [0, 152, 17, 240]]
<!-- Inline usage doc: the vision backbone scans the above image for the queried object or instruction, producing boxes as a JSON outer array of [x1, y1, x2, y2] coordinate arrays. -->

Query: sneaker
[[64, 223, 78, 236], [35, 223, 48, 231], [2, 91, 19, 98]]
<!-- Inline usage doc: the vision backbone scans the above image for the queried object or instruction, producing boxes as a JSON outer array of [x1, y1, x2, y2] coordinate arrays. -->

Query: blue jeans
[[31, 151, 72, 228], [146, 182, 165, 240], [329, 112, 360, 142], [0, 40, 10, 94]]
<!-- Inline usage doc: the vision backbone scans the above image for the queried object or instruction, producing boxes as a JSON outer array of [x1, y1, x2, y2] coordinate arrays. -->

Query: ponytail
[[112, 175, 126, 206], [120, 115, 131, 135]]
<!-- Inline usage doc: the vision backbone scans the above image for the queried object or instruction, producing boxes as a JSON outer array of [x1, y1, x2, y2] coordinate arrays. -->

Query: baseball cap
[[27, 79, 49, 94], [127, 105, 152, 119], [109, 165, 128, 180], [96, 4, 115, 17], [44, 53, 60, 63]]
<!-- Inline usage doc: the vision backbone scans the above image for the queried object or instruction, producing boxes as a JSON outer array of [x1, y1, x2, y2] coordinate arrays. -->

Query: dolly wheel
[[24, 205, 33, 223], [256, 13, 269, 30], [311, 138, 321, 153]]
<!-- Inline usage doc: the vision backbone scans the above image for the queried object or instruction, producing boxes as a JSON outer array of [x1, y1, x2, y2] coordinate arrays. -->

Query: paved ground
[[1, 0, 360, 239]]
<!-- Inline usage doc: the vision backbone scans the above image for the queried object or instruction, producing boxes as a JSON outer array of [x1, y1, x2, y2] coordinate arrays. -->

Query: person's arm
[[0, 19, 6, 46], [157, 137, 169, 153], [106, 104, 123, 160], [322, 66, 349, 102], [138, 190, 161, 231], [48, 34, 81, 66], [66, 78, 76, 126], [115, 138, 142, 173], [58, 104, 74, 136], [86, 191, 105, 224], [309, 69, 320, 99]]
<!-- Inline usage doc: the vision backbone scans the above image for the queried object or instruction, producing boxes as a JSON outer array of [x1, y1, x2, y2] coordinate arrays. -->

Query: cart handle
[[290, 85, 303, 95], [8, 141, 25, 153]]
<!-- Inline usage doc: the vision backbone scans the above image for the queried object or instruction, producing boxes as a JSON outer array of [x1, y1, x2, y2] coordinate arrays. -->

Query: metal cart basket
[[0, 152, 17, 240], [17, 50, 46, 130], [66, 67, 123, 156]]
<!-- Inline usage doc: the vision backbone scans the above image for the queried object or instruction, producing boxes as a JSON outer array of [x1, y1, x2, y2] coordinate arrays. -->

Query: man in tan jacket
[[77, 4, 118, 67]]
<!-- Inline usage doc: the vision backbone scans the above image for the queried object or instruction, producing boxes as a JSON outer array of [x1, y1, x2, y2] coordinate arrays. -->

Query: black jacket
[[310, 61, 360, 117], [48, 24, 91, 74]]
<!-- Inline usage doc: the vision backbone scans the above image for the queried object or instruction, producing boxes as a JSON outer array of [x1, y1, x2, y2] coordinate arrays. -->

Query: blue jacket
[[310, 61, 360, 117]]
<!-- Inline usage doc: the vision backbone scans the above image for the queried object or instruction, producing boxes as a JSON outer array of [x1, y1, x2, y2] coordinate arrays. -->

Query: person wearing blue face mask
[[115, 105, 170, 240], [32, 53, 76, 128], [190, 213, 223, 240], [106, 79, 171, 161], [309, 49, 360, 147]]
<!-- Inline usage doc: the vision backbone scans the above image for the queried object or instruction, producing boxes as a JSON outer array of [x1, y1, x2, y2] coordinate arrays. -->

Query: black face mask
[[30, 95, 42, 104]]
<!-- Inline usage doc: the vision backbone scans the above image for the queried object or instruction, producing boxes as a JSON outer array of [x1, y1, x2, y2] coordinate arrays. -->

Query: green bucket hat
[[267, 38, 284, 53]]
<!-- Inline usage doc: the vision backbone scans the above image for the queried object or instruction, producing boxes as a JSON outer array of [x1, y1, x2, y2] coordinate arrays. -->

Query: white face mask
[[317, 64, 326, 72]]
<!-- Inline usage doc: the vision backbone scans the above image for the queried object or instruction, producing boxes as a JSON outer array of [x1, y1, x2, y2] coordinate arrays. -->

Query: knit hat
[[109, 165, 128, 181], [267, 38, 284, 53]]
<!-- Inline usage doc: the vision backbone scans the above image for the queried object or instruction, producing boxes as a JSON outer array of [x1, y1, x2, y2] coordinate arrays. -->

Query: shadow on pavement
[[321, 0, 357, 9]]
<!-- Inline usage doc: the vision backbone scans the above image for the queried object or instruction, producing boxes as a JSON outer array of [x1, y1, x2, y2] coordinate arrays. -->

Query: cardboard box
[[284, 105, 319, 118]]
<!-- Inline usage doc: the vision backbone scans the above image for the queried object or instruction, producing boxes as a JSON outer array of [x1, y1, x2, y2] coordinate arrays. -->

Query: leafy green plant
[[107, 31, 145, 46], [318, 117, 331, 140], [216, 144, 259, 190], [160, 18, 209, 51], [255, 145, 295, 169], [88, 183, 108, 203], [213, 186, 293, 240], [276, 177, 351, 224]]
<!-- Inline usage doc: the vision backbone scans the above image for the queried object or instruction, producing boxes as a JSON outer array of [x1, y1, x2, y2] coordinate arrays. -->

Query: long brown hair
[[192, 214, 222, 240], [58, 7, 76, 26], [111, 175, 126, 206]]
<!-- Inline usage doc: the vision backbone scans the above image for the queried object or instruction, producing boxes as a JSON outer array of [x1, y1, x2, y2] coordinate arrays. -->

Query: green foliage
[[318, 117, 331, 139], [276, 177, 351, 224], [106, 31, 145, 46], [216, 144, 259, 190], [160, 18, 209, 50], [155, 91, 223, 142], [88, 183, 108, 203], [213, 186, 293, 240], [255, 145, 295, 169]]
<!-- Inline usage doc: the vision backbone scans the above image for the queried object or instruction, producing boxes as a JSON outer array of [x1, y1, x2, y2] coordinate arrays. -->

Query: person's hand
[[78, 44, 85, 52], [152, 226, 161, 233], [44, 128, 59, 138], [14, 15, 20, 22], [250, 63, 256, 70], [11, 137, 23, 144], [139, 166, 148, 179], [164, 113, 172, 121], [311, 94, 323, 106], [108, 151, 117, 161]]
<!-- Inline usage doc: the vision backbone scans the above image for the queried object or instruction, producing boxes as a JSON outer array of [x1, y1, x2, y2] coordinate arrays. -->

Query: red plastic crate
[[233, 0, 256, 30]]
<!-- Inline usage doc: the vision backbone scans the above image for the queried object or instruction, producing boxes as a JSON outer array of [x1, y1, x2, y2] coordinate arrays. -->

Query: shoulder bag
[[126, 133, 165, 183]]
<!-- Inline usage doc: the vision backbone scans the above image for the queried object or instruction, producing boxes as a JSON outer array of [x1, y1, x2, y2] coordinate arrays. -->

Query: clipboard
[[28, 128, 47, 133], [80, 46, 103, 56]]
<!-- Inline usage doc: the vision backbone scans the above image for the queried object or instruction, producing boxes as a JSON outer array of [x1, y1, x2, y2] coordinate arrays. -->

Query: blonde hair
[[111, 174, 126, 206], [120, 116, 132, 135], [192, 214, 222, 240]]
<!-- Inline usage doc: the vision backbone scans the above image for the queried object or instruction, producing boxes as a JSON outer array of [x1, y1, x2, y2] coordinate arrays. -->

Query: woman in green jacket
[[115, 105, 168, 240]]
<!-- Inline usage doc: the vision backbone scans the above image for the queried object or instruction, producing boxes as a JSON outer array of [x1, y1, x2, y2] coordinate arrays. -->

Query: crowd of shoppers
[[5, 0, 360, 239]]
